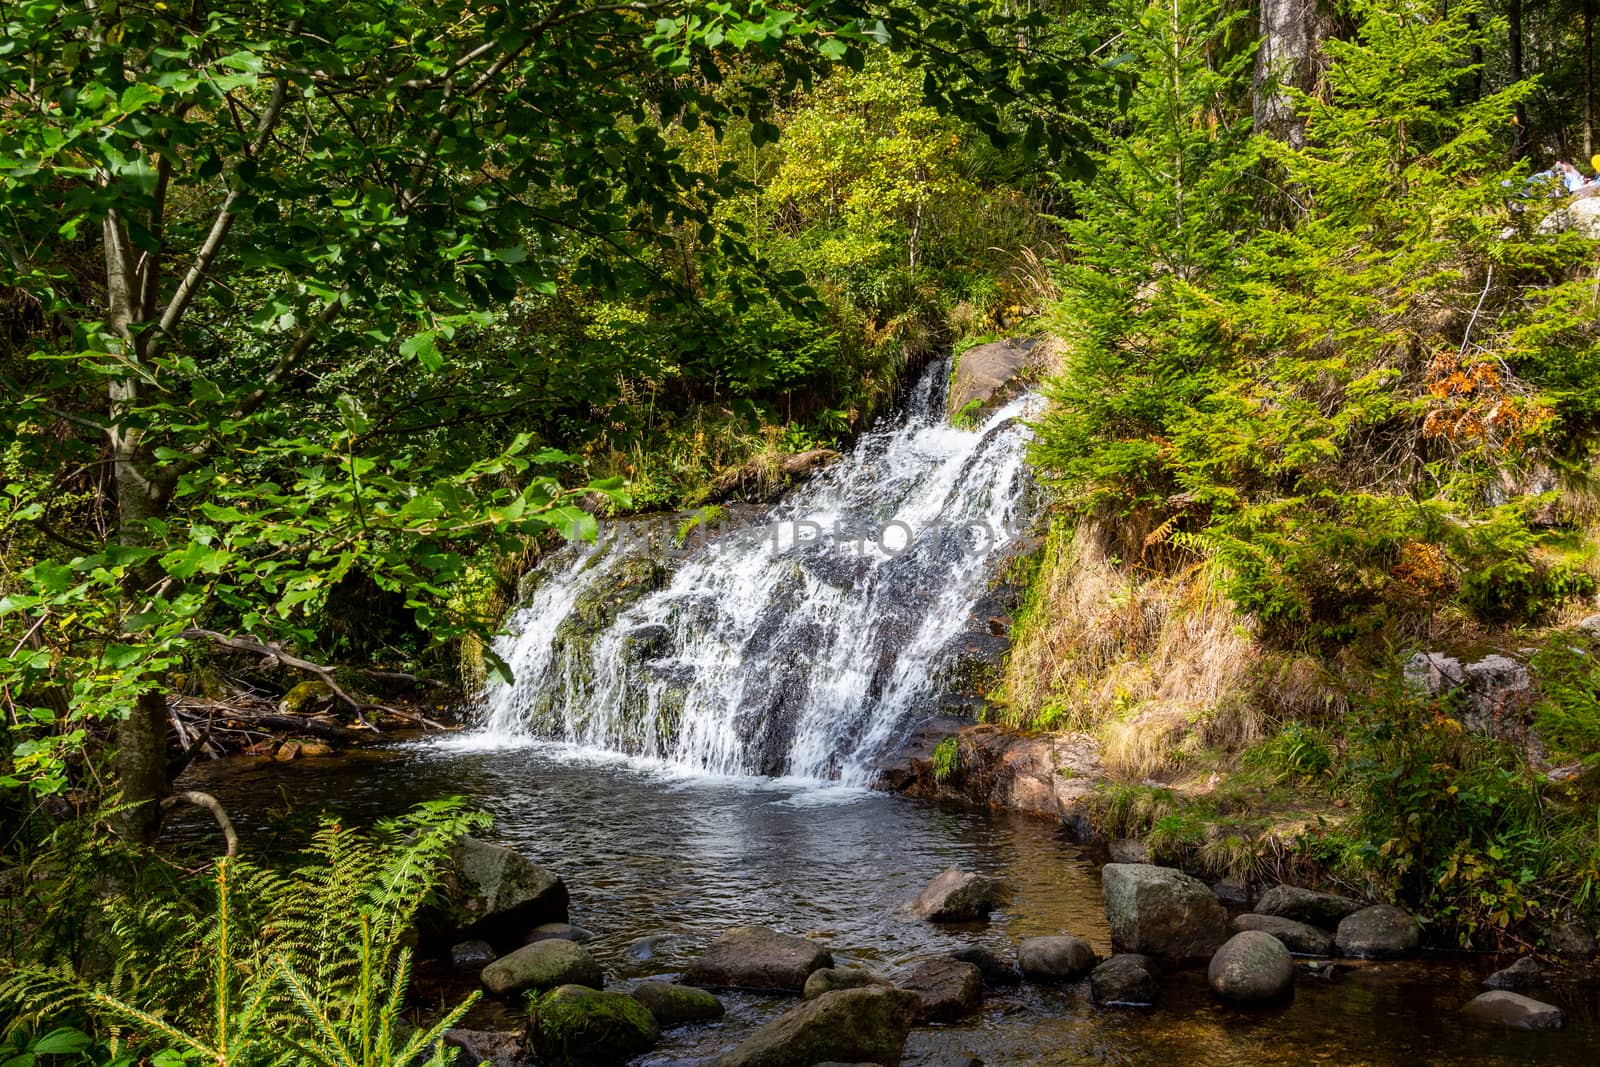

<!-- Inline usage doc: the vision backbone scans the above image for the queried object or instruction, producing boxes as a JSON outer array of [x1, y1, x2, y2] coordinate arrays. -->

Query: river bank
[[167, 740, 1599, 1065]]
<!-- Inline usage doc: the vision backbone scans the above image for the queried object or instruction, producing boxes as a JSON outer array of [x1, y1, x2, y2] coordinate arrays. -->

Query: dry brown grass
[[999, 518, 1329, 779]]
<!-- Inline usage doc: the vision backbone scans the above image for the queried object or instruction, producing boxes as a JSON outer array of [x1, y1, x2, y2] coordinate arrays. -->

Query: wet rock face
[[908, 867, 1009, 922], [1230, 914, 1333, 957], [449, 939, 496, 974], [526, 985, 659, 1067], [1207, 931, 1294, 1003], [1460, 990, 1565, 1031], [1335, 905, 1421, 960], [1101, 863, 1228, 962], [709, 986, 922, 1067], [1089, 954, 1157, 1007], [947, 336, 1040, 422], [1252, 885, 1363, 930], [682, 927, 834, 992], [480, 938, 603, 997], [896, 958, 984, 1023], [877, 724, 1101, 822]]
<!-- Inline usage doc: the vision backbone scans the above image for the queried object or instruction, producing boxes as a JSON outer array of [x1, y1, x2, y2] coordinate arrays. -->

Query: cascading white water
[[471, 359, 1037, 782]]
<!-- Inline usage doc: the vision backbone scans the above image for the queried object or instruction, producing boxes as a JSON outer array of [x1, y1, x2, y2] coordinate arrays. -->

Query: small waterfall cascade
[[473, 359, 1037, 782]]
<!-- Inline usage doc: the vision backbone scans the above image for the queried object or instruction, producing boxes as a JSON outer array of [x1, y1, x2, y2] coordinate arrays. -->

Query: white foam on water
[[461, 359, 1037, 784]]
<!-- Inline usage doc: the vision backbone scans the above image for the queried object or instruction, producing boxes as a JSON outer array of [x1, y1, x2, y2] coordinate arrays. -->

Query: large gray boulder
[[1089, 954, 1157, 1007], [1482, 957, 1544, 991], [437, 836, 568, 948], [908, 867, 1009, 923], [710, 986, 922, 1067], [1230, 914, 1334, 957], [1101, 863, 1228, 961], [481, 938, 602, 996], [682, 927, 833, 992], [526, 985, 659, 1066], [1460, 990, 1564, 1031], [896, 958, 984, 1022], [803, 967, 892, 1000], [1252, 885, 1363, 929], [1017, 935, 1096, 980], [947, 337, 1039, 422], [1335, 905, 1421, 960], [629, 981, 725, 1027], [1538, 195, 1600, 240], [1207, 931, 1294, 1003]]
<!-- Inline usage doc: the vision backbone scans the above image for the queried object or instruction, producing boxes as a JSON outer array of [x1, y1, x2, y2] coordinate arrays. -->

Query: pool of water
[[177, 741, 1597, 1065]]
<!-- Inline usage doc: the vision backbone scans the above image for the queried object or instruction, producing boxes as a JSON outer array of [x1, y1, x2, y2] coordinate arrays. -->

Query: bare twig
[[159, 790, 240, 857]]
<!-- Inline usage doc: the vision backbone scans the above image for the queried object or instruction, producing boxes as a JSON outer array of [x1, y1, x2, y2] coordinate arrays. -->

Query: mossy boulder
[[709, 986, 921, 1067], [526, 985, 659, 1067], [431, 836, 568, 949], [482, 939, 602, 997], [278, 680, 336, 715], [629, 980, 725, 1027]]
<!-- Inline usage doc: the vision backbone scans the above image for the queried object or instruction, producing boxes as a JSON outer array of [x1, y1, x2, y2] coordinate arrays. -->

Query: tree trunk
[[1253, 0, 1323, 147], [1510, 0, 1530, 159], [104, 210, 174, 844], [1585, 0, 1596, 159]]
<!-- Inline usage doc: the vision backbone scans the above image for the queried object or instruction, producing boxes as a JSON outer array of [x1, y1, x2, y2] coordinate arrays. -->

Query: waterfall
[[469, 359, 1036, 782]]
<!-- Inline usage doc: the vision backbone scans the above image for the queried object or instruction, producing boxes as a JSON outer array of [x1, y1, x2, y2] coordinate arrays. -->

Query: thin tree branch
[[159, 790, 239, 857]]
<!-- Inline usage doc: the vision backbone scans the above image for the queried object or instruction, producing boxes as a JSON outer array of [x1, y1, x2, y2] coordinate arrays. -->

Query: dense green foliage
[[1, 800, 484, 1065], [0, 0, 1117, 820], [1033, 0, 1600, 644]]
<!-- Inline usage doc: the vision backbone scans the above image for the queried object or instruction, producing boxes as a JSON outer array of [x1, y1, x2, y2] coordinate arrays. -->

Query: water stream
[[179, 747, 1599, 1066], [472, 359, 1032, 781]]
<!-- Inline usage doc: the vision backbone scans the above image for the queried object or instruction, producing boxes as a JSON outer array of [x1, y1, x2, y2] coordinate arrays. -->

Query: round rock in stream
[[682, 926, 833, 992], [1252, 885, 1363, 929], [1335, 905, 1421, 960], [1017, 935, 1096, 980], [1207, 931, 1294, 1003], [949, 945, 1022, 987], [1230, 913, 1334, 957], [908, 866, 1009, 922], [1089, 954, 1157, 1007], [629, 980, 725, 1027], [526, 984, 659, 1066], [1101, 863, 1228, 961], [896, 958, 984, 1022], [448, 939, 496, 974], [709, 986, 922, 1067], [1460, 990, 1564, 1031], [480, 939, 602, 996], [433, 836, 569, 949], [1547, 919, 1598, 961]]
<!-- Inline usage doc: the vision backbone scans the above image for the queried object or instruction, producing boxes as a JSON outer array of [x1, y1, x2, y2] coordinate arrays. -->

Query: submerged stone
[[629, 980, 725, 1027], [682, 926, 833, 992], [710, 986, 921, 1067], [908, 867, 1008, 922], [1335, 905, 1421, 960], [1089, 954, 1157, 1007], [1460, 990, 1564, 1031], [1017, 935, 1096, 980], [896, 958, 983, 1022]]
